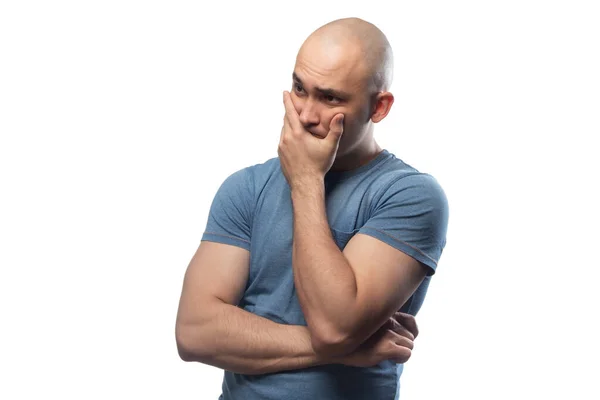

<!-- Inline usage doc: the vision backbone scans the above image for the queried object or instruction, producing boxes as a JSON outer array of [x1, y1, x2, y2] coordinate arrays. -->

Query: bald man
[[176, 18, 449, 400]]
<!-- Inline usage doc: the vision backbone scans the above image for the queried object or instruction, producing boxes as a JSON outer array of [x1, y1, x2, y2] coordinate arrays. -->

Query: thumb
[[327, 114, 344, 144]]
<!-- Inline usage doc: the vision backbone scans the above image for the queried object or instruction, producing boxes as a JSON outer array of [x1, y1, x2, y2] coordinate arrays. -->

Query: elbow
[[178, 348, 194, 362], [175, 324, 205, 363], [176, 330, 195, 362], [177, 341, 195, 363]]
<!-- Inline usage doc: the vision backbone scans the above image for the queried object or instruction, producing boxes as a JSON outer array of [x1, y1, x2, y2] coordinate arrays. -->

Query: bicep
[[176, 241, 250, 327], [342, 233, 428, 342]]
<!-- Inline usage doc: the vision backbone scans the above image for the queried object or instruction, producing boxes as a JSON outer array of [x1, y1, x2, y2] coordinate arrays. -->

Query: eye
[[294, 83, 304, 93], [325, 94, 341, 104]]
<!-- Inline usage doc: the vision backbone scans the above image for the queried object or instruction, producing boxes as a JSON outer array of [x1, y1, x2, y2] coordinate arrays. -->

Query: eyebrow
[[292, 72, 351, 99]]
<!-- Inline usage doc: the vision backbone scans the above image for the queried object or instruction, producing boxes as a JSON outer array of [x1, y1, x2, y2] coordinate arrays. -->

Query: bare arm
[[278, 90, 431, 358], [291, 183, 427, 357], [175, 240, 331, 375]]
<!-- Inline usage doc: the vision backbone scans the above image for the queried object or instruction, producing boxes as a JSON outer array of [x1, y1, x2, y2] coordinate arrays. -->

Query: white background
[[1, 1, 599, 399]]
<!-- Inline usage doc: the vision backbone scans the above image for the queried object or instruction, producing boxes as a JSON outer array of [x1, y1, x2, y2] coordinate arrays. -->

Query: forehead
[[293, 40, 369, 93]]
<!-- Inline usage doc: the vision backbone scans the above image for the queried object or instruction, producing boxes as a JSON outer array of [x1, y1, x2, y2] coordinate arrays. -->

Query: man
[[176, 17, 449, 399]]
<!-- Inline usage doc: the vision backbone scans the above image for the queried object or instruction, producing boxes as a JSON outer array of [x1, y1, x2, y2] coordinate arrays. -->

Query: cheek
[[340, 113, 360, 134], [328, 108, 352, 127], [323, 114, 335, 129], [338, 115, 365, 146]]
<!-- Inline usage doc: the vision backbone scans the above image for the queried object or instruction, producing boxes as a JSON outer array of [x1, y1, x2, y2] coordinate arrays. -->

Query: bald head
[[299, 18, 394, 92]]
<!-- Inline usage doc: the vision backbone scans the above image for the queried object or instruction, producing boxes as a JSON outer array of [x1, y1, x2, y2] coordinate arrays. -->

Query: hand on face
[[278, 90, 344, 189]]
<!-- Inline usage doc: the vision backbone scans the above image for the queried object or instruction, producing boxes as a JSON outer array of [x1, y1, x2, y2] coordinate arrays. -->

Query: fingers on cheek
[[280, 129, 289, 146], [285, 115, 295, 134], [279, 120, 286, 147]]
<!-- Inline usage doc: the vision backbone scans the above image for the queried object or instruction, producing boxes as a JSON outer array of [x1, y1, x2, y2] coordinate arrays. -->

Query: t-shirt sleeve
[[357, 173, 449, 276], [201, 168, 254, 251]]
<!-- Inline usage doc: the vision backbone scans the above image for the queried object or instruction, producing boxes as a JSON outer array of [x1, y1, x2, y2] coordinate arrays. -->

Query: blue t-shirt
[[202, 149, 449, 400]]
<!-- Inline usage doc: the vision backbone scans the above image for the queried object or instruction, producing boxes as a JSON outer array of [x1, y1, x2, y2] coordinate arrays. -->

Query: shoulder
[[372, 153, 448, 210], [220, 155, 281, 192], [357, 154, 449, 272], [388, 173, 447, 206]]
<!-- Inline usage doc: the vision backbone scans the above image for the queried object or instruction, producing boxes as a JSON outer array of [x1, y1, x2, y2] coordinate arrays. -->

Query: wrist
[[312, 347, 345, 366], [289, 175, 324, 197]]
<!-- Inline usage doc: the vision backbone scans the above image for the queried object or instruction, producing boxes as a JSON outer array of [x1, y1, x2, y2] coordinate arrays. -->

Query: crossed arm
[[290, 179, 428, 357], [175, 241, 331, 375], [175, 188, 427, 375]]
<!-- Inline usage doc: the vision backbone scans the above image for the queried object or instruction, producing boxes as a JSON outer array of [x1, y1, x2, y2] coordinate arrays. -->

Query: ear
[[370, 92, 394, 123]]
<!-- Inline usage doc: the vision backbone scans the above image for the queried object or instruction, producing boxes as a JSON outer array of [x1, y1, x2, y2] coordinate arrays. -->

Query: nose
[[298, 98, 320, 127]]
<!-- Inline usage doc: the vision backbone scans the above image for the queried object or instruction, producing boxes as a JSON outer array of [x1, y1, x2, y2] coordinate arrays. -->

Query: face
[[290, 42, 376, 156]]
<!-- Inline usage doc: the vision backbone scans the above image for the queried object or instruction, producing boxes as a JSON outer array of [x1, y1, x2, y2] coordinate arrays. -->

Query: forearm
[[291, 181, 359, 344], [177, 300, 330, 375]]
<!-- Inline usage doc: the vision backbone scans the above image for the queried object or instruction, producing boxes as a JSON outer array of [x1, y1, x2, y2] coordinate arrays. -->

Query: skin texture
[[176, 18, 422, 374], [279, 18, 430, 356], [175, 241, 417, 374], [288, 17, 395, 171]]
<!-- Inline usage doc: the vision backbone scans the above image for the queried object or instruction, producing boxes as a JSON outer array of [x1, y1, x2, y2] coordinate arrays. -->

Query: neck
[[330, 135, 383, 172]]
